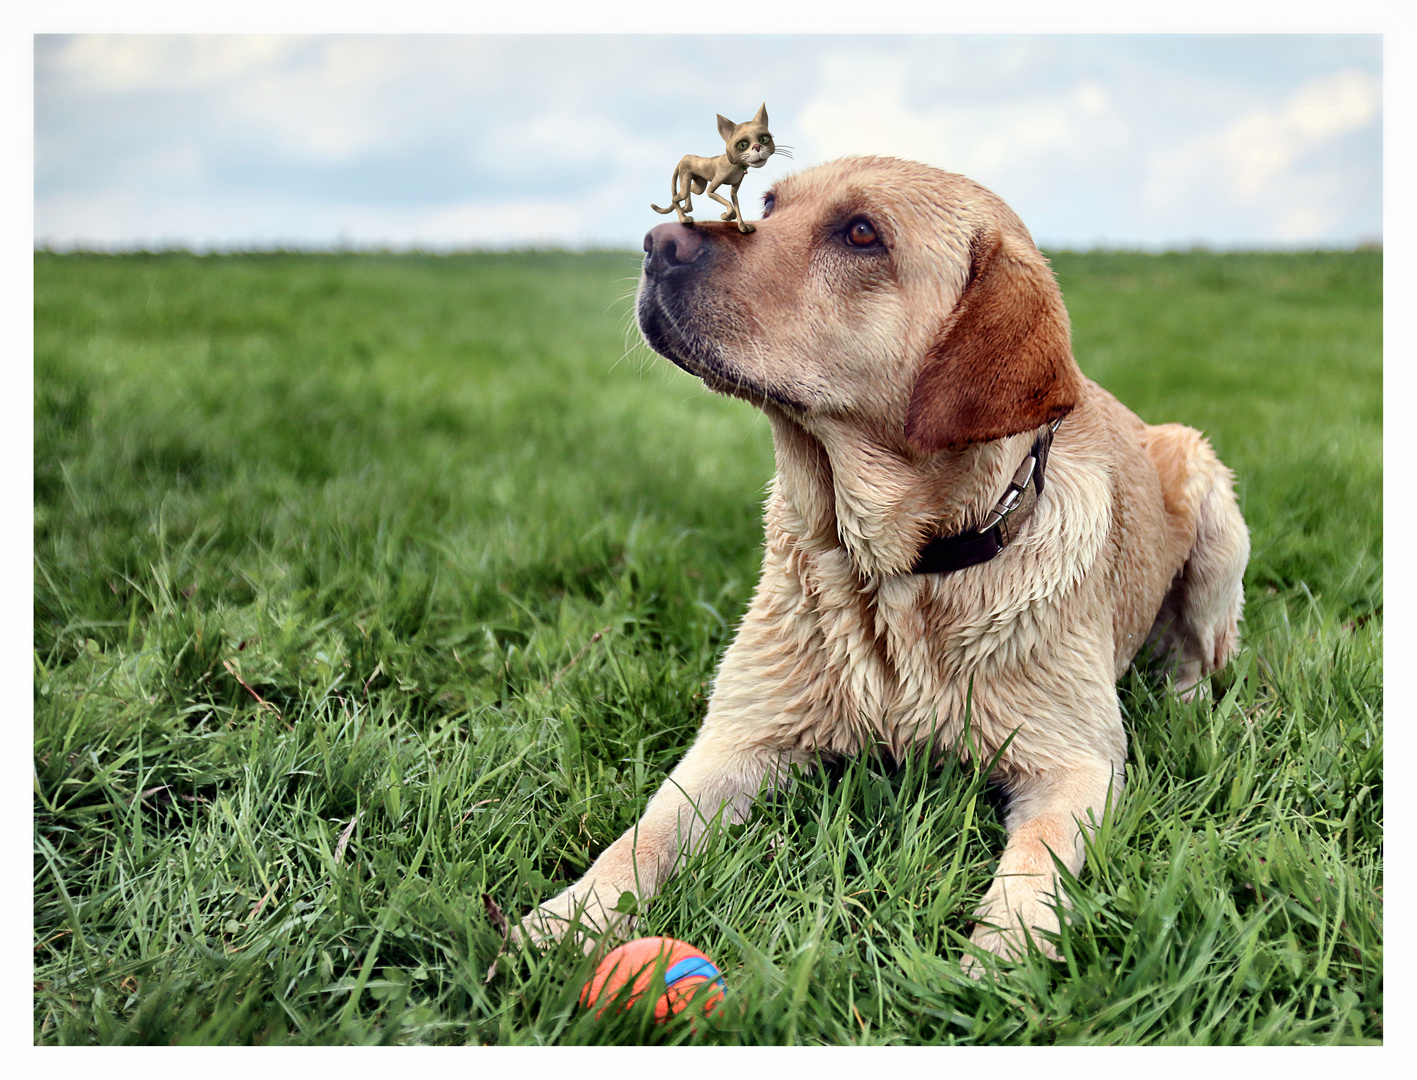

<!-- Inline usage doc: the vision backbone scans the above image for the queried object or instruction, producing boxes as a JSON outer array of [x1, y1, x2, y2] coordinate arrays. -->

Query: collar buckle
[[978, 454, 1037, 533], [910, 417, 1063, 576]]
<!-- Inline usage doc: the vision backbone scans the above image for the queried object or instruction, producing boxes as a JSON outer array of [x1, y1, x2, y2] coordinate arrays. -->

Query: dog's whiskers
[[605, 281, 640, 317], [610, 300, 649, 375]]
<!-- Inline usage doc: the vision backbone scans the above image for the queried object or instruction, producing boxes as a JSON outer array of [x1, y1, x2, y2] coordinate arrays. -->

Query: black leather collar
[[910, 419, 1062, 576]]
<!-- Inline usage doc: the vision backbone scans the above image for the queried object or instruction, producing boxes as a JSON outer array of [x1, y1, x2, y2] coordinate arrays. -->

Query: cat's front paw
[[737, 222, 756, 234]]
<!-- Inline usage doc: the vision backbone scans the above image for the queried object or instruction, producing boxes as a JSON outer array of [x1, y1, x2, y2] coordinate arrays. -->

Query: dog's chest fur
[[716, 390, 1178, 778]]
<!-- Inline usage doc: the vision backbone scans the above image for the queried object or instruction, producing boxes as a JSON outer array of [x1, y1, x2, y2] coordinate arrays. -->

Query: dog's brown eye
[[762, 192, 776, 216], [846, 218, 880, 248]]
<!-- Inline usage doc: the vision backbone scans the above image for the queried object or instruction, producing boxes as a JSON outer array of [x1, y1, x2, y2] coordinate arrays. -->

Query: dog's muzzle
[[637, 223, 719, 378], [637, 223, 809, 413]]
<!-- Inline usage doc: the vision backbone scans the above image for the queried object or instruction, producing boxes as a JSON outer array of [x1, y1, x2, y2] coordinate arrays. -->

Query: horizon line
[[34, 240, 1385, 257]]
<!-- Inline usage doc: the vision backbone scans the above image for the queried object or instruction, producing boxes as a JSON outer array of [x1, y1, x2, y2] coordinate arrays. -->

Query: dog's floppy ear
[[754, 102, 769, 126], [717, 114, 737, 141], [905, 230, 1083, 453]]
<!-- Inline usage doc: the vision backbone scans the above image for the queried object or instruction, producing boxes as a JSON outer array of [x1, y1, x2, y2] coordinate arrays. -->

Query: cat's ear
[[754, 103, 769, 126], [717, 114, 736, 141], [905, 229, 1083, 453]]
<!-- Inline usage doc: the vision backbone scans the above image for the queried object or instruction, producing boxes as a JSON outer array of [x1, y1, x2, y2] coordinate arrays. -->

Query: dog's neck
[[766, 410, 1045, 580]]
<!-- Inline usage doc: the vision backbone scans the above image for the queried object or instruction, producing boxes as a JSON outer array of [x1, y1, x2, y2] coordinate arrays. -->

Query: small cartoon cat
[[651, 104, 776, 234]]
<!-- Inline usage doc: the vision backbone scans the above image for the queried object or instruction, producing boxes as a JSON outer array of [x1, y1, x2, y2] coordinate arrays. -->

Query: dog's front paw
[[515, 886, 634, 955], [962, 880, 1064, 976], [512, 904, 571, 950]]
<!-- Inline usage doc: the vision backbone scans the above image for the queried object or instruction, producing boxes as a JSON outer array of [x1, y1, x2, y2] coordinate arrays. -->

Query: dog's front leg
[[517, 726, 806, 950], [965, 753, 1121, 970]]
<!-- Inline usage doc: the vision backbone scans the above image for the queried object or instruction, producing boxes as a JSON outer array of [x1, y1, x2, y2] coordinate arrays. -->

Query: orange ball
[[580, 936, 726, 1022]]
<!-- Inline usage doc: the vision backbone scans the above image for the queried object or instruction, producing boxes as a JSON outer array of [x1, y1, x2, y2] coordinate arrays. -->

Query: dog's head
[[636, 156, 1083, 453]]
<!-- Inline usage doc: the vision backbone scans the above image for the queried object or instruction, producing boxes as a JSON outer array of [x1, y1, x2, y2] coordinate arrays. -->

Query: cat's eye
[[737, 140, 750, 150], [763, 134, 773, 142], [845, 218, 881, 248]]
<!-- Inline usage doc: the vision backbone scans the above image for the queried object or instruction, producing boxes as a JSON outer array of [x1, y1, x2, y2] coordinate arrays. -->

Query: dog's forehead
[[774, 157, 977, 219], [761, 157, 987, 291]]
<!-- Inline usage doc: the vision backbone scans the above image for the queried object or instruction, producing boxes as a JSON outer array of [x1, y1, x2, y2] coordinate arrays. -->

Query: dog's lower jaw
[[700, 370, 809, 413], [638, 293, 810, 413], [636, 287, 719, 379]]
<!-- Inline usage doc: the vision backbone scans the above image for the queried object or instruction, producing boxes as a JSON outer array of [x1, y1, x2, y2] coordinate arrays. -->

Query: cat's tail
[[650, 162, 685, 214]]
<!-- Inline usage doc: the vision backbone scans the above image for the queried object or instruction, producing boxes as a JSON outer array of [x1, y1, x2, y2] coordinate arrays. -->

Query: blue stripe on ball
[[664, 956, 726, 992]]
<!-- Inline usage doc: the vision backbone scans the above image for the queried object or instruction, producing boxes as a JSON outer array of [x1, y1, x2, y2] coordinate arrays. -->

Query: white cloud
[[223, 37, 442, 163], [47, 36, 507, 165], [799, 60, 946, 166], [51, 34, 305, 92], [1289, 69, 1382, 137], [487, 108, 660, 177], [796, 54, 1130, 189], [1147, 68, 1380, 215]]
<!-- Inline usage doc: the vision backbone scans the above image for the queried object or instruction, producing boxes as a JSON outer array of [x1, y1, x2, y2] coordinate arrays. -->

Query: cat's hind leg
[[678, 175, 710, 223], [651, 164, 696, 223]]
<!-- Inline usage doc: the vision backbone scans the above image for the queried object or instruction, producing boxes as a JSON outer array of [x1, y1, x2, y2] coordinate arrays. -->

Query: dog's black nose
[[643, 223, 707, 278]]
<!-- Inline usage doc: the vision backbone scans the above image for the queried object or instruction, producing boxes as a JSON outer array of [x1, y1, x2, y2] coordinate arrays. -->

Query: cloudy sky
[[33, 33, 1382, 251]]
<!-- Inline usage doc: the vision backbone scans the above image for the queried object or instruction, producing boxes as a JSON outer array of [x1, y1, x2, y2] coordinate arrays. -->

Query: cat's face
[[728, 122, 775, 168]]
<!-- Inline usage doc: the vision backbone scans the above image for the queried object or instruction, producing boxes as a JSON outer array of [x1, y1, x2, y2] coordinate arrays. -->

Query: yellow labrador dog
[[519, 156, 1249, 966]]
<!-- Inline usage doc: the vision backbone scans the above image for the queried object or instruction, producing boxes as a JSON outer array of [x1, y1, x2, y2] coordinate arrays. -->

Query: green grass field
[[33, 248, 1382, 1045]]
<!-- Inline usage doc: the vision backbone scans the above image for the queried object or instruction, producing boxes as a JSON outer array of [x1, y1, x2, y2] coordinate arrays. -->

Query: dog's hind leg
[[1143, 426, 1249, 699]]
